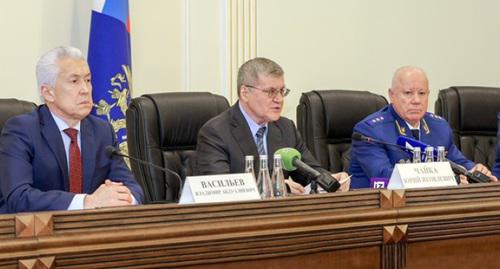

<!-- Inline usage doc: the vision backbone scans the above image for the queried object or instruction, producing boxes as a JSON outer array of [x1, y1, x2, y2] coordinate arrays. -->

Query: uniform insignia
[[422, 118, 430, 134], [395, 120, 407, 135]]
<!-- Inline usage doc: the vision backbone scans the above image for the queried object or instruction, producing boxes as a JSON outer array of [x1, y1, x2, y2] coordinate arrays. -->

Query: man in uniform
[[349, 66, 496, 189]]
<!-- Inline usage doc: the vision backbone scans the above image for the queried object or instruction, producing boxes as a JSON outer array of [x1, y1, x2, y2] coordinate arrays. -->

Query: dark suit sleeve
[[0, 118, 74, 213], [196, 123, 231, 175]]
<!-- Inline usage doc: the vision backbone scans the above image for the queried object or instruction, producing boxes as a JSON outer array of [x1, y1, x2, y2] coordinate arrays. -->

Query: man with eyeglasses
[[196, 57, 350, 193], [349, 66, 496, 188]]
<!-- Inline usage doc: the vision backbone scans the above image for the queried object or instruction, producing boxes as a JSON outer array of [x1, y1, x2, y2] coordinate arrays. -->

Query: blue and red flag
[[88, 0, 132, 155]]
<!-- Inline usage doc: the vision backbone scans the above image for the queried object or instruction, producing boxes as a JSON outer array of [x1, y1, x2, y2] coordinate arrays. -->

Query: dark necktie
[[411, 129, 420, 140], [256, 126, 267, 155], [64, 128, 82, 193]]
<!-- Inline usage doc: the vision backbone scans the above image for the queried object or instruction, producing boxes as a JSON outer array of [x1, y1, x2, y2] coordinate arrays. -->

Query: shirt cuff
[[67, 194, 86, 210], [131, 195, 139, 205]]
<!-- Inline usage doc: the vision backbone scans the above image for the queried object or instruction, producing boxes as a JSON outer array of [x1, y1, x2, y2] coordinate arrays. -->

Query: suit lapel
[[267, 122, 284, 169], [39, 106, 70, 191], [80, 118, 96, 193], [229, 104, 259, 157]]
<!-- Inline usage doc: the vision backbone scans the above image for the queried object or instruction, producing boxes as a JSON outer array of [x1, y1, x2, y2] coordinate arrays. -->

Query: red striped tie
[[64, 128, 82, 193]]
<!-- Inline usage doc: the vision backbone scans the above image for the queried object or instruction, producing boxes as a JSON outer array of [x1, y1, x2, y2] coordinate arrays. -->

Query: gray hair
[[36, 46, 85, 91], [237, 57, 284, 97]]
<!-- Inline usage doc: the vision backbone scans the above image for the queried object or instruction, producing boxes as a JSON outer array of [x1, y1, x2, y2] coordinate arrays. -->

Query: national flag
[[88, 0, 132, 156]]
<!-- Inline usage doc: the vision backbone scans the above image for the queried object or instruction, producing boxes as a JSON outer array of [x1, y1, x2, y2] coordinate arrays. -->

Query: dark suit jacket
[[196, 102, 326, 186], [0, 105, 143, 213]]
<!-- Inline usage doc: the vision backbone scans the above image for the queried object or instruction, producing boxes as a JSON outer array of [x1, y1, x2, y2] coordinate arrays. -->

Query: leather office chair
[[297, 90, 388, 172], [127, 92, 229, 203], [435, 86, 500, 169], [0, 98, 37, 133]]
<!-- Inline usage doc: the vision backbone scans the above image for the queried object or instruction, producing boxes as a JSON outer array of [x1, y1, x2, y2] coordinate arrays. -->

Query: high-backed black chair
[[297, 90, 388, 172], [435, 86, 500, 169], [0, 98, 37, 133], [126, 92, 229, 203]]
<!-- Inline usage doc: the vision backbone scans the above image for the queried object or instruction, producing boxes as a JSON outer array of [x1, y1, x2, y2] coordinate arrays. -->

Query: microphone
[[352, 132, 413, 156], [396, 136, 490, 183], [275, 147, 340, 192], [353, 132, 490, 183], [105, 146, 184, 201]]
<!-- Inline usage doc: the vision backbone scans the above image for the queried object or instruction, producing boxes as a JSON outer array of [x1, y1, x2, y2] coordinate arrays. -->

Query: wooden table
[[2, 183, 500, 268]]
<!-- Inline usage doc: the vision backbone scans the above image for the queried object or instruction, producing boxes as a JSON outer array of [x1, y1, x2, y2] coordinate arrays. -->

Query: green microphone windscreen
[[275, 147, 301, 171]]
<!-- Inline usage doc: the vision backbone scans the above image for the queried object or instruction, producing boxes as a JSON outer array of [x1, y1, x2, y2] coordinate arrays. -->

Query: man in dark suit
[[196, 57, 350, 193], [0, 46, 143, 213]]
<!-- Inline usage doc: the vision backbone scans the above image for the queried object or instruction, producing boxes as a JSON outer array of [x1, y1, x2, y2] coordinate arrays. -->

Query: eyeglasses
[[245, 85, 291, 98]]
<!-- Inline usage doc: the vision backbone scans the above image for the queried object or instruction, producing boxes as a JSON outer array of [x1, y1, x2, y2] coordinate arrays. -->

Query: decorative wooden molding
[[383, 224, 408, 244], [382, 242, 407, 269], [38, 256, 55, 269], [392, 190, 406, 208], [4, 189, 500, 268], [15, 215, 34, 238], [19, 256, 54, 269], [34, 213, 53, 236], [18, 258, 36, 269], [380, 190, 393, 208]]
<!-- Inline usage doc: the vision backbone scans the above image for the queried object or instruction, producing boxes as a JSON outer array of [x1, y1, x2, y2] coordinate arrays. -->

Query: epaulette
[[425, 112, 445, 122], [365, 113, 393, 127]]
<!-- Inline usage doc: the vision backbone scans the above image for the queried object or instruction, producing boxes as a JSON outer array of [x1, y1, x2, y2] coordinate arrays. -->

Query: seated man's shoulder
[[3, 109, 39, 130], [273, 116, 297, 131], [424, 112, 447, 124], [358, 108, 395, 129], [201, 109, 231, 130]]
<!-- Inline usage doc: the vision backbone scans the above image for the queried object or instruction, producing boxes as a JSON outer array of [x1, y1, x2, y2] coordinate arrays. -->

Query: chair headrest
[[144, 92, 229, 149], [313, 90, 388, 139], [441, 87, 500, 132], [0, 98, 37, 132]]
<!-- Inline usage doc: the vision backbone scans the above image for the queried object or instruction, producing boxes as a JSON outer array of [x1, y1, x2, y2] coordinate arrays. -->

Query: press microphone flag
[[396, 136, 437, 158]]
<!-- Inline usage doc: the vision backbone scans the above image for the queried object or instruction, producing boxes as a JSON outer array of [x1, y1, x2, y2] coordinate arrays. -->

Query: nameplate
[[388, 162, 457, 190], [178, 173, 260, 204]]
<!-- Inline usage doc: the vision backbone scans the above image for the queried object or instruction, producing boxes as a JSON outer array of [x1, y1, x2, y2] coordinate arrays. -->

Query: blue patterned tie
[[256, 126, 267, 155]]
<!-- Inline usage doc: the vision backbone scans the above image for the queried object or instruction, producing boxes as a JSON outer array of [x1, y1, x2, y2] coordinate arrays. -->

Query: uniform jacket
[[349, 104, 474, 189]]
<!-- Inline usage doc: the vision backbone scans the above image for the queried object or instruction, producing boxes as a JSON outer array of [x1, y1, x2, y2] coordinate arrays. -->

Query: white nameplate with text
[[388, 162, 457, 190], [178, 173, 260, 204]]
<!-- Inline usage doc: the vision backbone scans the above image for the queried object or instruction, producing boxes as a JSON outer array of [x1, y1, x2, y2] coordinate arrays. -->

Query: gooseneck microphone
[[105, 146, 184, 201], [275, 147, 340, 192], [351, 132, 412, 153], [351, 132, 490, 183]]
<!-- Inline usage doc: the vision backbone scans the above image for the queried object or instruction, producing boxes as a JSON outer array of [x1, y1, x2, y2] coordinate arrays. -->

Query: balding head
[[388, 66, 430, 127], [391, 66, 428, 90]]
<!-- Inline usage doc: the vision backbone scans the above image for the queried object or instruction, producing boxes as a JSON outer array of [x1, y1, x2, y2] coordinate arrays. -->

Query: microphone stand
[[109, 148, 184, 203], [309, 180, 318, 194], [352, 132, 491, 184]]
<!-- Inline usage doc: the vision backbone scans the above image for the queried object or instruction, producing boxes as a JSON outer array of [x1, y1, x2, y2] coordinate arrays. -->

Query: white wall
[[1, 0, 500, 121], [257, 0, 500, 119]]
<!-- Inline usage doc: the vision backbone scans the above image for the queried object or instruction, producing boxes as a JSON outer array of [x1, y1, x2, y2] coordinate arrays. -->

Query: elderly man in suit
[[196, 57, 350, 194], [0, 46, 143, 213]]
